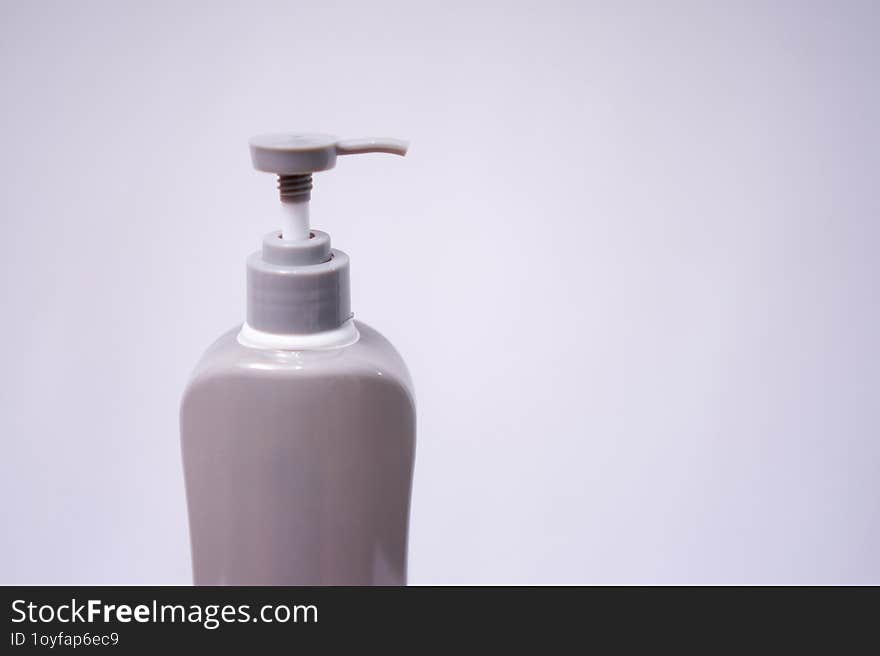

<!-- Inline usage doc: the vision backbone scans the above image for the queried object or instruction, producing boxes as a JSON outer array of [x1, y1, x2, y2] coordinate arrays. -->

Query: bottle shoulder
[[183, 320, 414, 403]]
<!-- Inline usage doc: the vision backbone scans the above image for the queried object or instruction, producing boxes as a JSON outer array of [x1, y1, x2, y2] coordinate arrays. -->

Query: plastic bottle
[[180, 134, 416, 585]]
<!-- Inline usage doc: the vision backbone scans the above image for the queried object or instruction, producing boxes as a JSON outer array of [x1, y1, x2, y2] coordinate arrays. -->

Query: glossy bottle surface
[[180, 321, 416, 585]]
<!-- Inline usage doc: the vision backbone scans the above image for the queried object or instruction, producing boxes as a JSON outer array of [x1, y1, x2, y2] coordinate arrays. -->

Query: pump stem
[[280, 201, 310, 241]]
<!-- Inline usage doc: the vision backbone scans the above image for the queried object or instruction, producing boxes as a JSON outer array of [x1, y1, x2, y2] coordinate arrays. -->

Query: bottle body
[[180, 321, 416, 585]]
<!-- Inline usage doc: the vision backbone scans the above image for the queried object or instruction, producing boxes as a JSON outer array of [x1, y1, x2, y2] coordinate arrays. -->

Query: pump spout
[[335, 138, 409, 157], [249, 133, 409, 175]]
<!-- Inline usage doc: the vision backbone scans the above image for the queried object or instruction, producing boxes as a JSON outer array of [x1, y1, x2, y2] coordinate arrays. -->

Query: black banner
[[1, 586, 874, 651]]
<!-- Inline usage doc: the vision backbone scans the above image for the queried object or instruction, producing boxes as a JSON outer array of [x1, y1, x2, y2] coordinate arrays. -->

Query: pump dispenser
[[180, 134, 416, 586], [243, 134, 408, 344]]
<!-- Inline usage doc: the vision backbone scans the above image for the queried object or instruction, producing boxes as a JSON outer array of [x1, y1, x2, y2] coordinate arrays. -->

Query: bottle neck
[[237, 318, 359, 351]]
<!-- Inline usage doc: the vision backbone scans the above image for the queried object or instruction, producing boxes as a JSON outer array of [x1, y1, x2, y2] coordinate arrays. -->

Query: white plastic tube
[[280, 201, 310, 241]]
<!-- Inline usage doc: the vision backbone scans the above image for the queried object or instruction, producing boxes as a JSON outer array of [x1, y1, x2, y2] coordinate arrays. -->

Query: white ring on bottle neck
[[237, 318, 359, 351]]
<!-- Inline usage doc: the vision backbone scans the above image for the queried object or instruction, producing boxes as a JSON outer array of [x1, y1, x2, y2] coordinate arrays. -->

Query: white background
[[2, 0, 879, 583]]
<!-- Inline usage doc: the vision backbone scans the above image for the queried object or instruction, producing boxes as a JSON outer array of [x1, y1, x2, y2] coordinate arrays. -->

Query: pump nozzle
[[249, 133, 409, 241], [335, 138, 409, 157]]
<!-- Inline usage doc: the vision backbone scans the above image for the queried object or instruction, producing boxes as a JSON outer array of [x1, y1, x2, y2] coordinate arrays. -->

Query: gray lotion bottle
[[180, 134, 416, 585]]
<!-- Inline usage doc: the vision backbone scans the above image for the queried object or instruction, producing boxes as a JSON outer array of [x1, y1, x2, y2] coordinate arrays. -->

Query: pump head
[[249, 133, 408, 241], [244, 133, 409, 337]]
